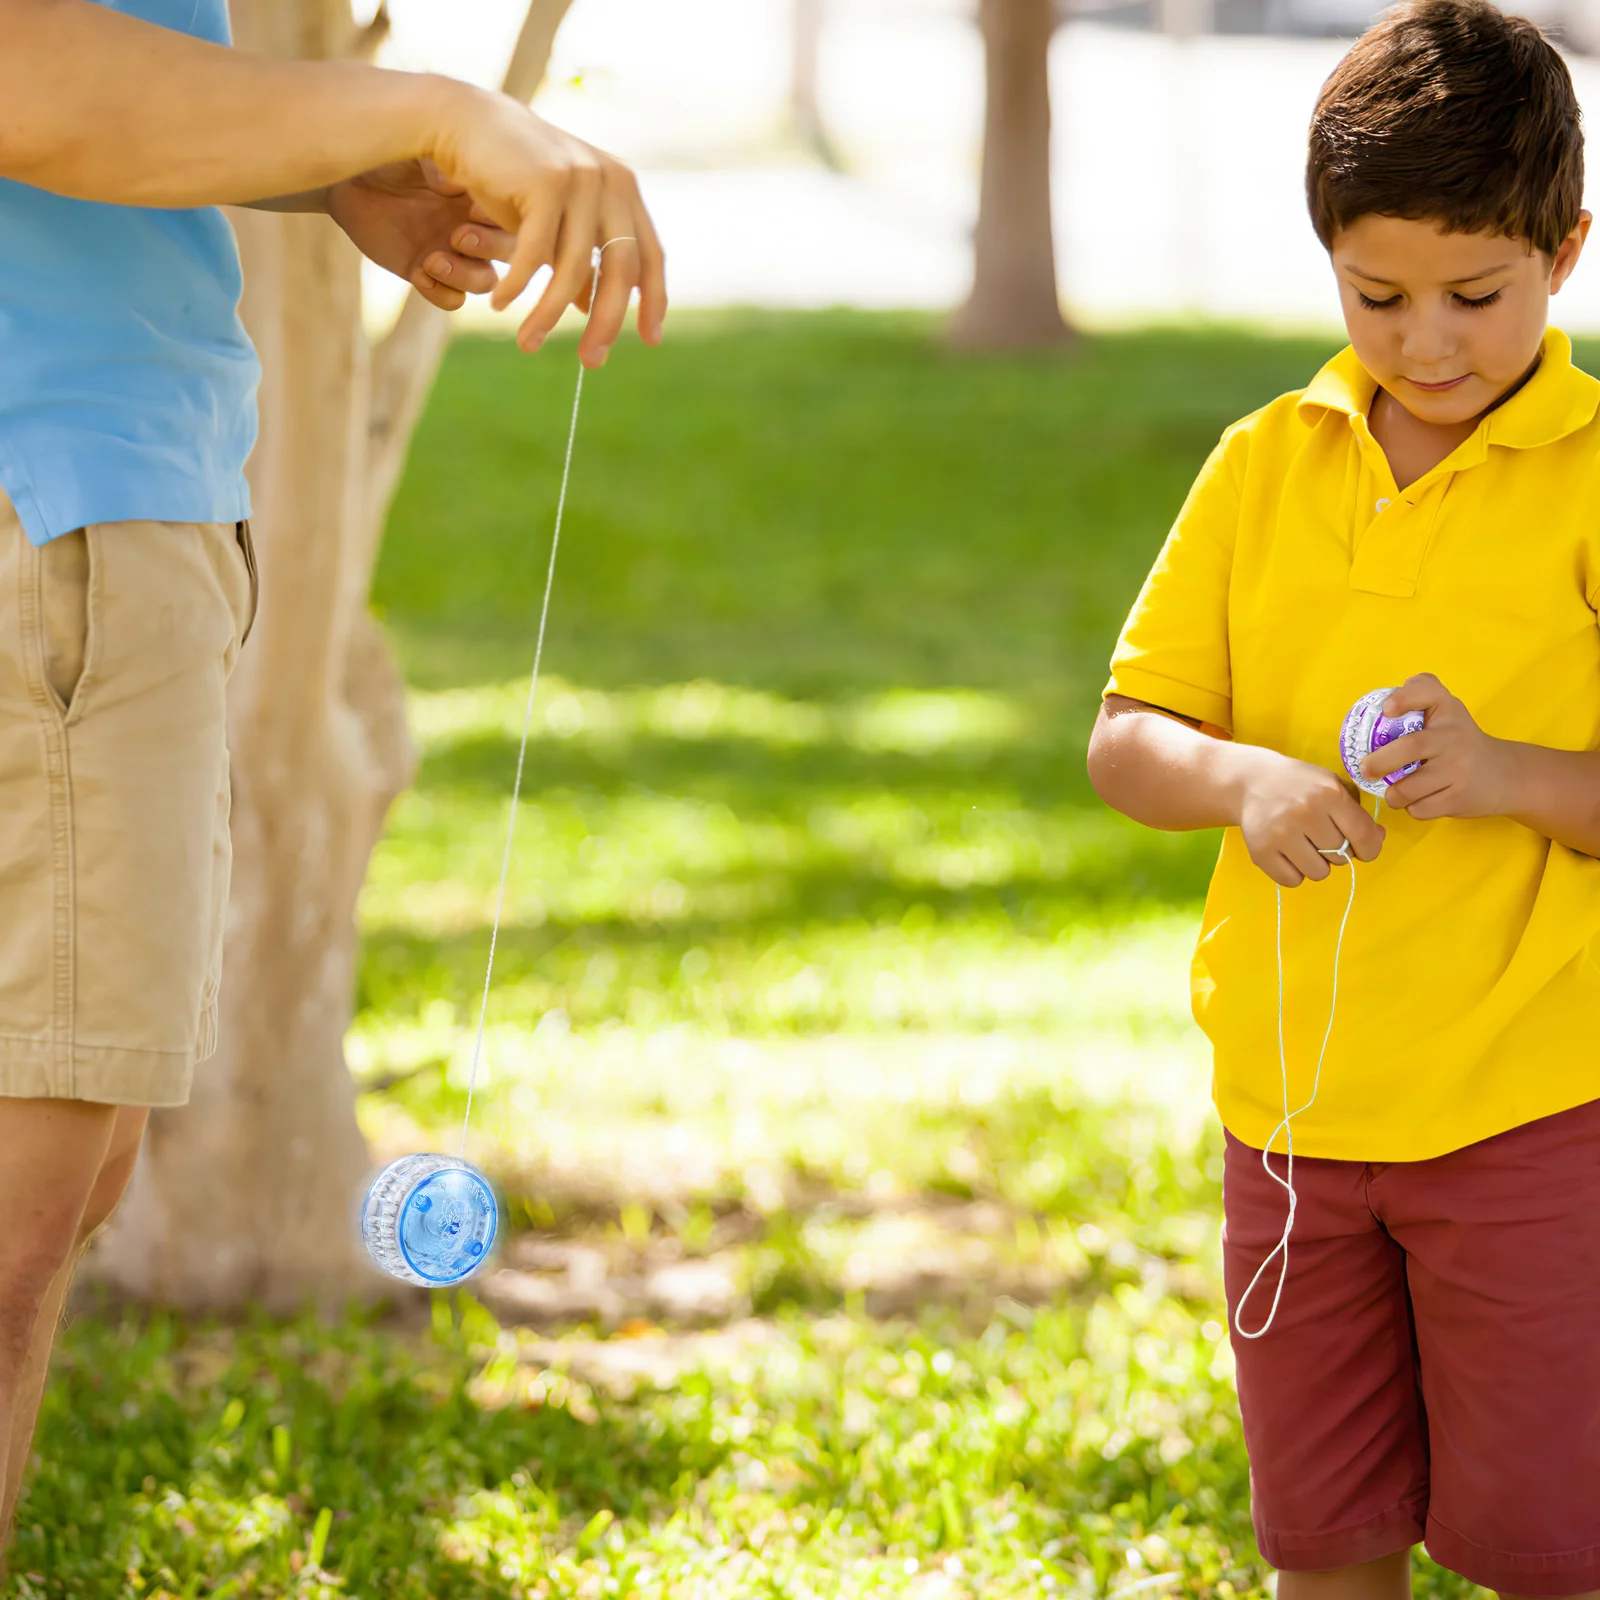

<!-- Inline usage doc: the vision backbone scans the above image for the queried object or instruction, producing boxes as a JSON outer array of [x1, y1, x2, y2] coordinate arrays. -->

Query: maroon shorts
[[1223, 1097, 1600, 1597]]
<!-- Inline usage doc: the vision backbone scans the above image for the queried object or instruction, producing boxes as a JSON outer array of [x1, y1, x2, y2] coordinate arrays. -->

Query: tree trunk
[[791, 0, 840, 169], [90, 0, 573, 1313], [949, 0, 1073, 350]]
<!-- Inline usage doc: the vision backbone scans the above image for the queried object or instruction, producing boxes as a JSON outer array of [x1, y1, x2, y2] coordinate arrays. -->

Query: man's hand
[[1237, 749, 1386, 887], [325, 161, 513, 312], [0, 2, 666, 367], [1361, 674, 1518, 819], [425, 87, 665, 367]]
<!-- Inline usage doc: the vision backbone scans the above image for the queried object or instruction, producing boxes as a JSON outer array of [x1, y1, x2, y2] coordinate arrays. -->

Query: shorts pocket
[[235, 520, 259, 647], [39, 528, 91, 715]]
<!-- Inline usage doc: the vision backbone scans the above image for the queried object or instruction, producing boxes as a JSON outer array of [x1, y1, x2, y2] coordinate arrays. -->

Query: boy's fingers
[[1383, 765, 1449, 810], [1402, 791, 1454, 821], [1359, 730, 1429, 781], [1308, 815, 1354, 864], [1383, 673, 1448, 718], [1339, 803, 1386, 861], [1284, 836, 1332, 883], [1257, 851, 1305, 888]]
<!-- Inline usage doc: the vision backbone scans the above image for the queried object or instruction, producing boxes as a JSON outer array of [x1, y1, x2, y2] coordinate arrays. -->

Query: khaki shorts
[[0, 488, 256, 1106]]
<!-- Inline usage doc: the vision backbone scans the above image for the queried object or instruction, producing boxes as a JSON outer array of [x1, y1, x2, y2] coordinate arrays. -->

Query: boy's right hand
[[1236, 749, 1385, 887]]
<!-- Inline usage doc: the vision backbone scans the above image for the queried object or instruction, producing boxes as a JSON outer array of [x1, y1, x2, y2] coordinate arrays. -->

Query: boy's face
[[1330, 212, 1591, 425]]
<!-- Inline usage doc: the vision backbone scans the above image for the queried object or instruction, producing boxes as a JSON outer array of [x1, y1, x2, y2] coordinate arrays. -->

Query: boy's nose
[[1399, 318, 1458, 369]]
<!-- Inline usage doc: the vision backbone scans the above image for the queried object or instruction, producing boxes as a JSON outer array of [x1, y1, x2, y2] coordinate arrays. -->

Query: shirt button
[[1376, 497, 1391, 512]]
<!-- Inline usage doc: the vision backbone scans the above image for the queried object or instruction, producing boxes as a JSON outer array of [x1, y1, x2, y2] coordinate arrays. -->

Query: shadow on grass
[[16, 1302, 728, 1599], [376, 316, 1348, 701]]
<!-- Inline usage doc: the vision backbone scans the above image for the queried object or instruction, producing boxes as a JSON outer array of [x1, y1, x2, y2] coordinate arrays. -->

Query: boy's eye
[[1453, 288, 1504, 309], [1357, 292, 1401, 310]]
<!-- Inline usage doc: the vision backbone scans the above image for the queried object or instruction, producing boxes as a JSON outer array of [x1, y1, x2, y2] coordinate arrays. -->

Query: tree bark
[[91, 0, 573, 1312], [791, 0, 840, 169], [949, 0, 1073, 350]]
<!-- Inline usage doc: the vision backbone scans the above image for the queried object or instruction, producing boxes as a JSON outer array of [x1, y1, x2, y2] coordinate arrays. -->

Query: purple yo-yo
[[1340, 687, 1424, 796]]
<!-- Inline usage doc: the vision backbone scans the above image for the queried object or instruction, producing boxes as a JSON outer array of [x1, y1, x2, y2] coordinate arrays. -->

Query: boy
[[0, 0, 664, 1557], [1088, 4, 1600, 1596]]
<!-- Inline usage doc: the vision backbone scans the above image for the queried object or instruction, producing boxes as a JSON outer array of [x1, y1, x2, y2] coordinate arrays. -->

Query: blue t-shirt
[[0, 0, 260, 545]]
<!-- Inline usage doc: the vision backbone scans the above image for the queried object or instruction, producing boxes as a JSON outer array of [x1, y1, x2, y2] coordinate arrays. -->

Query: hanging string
[[1231, 793, 1379, 1341], [459, 238, 638, 1158]]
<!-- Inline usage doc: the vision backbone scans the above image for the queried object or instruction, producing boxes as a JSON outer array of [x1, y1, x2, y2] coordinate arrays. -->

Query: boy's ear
[[1551, 211, 1591, 295]]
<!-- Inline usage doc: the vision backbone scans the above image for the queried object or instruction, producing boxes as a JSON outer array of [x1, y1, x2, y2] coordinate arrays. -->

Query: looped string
[[458, 243, 621, 1157], [1232, 806, 1374, 1340]]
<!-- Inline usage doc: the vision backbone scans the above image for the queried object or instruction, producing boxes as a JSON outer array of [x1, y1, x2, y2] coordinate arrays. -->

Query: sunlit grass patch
[[28, 1282, 1261, 1599], [407, 677, 1031, 759]]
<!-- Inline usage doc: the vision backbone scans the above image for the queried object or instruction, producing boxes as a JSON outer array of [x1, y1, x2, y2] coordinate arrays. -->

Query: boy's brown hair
[[1307, 0, 1583, 256]]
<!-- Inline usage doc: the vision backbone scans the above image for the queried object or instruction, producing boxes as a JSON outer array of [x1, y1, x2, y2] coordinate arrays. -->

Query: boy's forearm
[[0, 0, 465, 206], [1087, 698, 1262, 832], [1500, 742, 1600, 858]]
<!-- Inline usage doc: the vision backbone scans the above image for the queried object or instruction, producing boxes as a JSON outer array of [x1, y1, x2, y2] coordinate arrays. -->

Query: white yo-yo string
[[1231, 801, 1376, 1341], [457, 235, 636, 1157], [361, 241, 638, 1288]]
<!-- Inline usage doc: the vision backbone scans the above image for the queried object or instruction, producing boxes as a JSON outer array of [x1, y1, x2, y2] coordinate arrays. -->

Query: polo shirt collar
[[1296, 326, 1600, 452]]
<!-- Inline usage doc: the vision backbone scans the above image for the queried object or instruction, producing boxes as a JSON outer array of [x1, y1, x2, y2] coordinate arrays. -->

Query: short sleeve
[[1104, 428, 1244, 735]]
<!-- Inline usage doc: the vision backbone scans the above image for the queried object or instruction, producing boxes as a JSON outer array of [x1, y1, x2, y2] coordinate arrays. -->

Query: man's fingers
[[579, 236, 640, 367], [453, 223, 516, 263], [493, 204, 559, 313], [421, 158, 470, 197], [516, 163, 603, 350], [632, 203, 668, 345], [410, 267, 466, 312], [425, 252, 500, 297]]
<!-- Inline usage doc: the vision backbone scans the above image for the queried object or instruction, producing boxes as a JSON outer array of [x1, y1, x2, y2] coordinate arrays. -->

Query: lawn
[[12, 315, 1508, 1598]]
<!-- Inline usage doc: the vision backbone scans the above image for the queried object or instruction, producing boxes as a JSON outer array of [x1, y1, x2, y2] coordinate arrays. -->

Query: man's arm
[[0, 0, 665, 358], [243, 192, 336, 214], [0, 0, 451, 209]]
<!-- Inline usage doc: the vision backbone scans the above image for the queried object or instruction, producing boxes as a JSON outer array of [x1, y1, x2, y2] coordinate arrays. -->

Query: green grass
[[13, 315, 1502, 1597]]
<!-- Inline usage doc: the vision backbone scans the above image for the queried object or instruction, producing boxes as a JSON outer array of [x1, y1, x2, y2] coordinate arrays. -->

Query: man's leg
[[0, 1100, 118, 1525], [0, 1105, 148, 1545]]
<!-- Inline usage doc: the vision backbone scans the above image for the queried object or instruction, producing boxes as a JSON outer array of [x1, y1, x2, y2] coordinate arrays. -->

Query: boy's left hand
[[1361, 673, 1517, 819]]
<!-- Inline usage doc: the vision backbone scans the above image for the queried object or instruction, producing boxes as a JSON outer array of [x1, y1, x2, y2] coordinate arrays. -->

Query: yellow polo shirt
[[1106, 327, 1600, 1161]]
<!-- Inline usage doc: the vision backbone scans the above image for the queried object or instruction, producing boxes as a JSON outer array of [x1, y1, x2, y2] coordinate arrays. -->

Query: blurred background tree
[[791, 0, 842, 165], [950, 0, 1073, 348]]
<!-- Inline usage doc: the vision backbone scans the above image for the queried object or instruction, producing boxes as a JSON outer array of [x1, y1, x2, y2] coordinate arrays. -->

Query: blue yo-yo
[[1340, 687, 1424, 796], [361, 1153, 498, 1286]]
